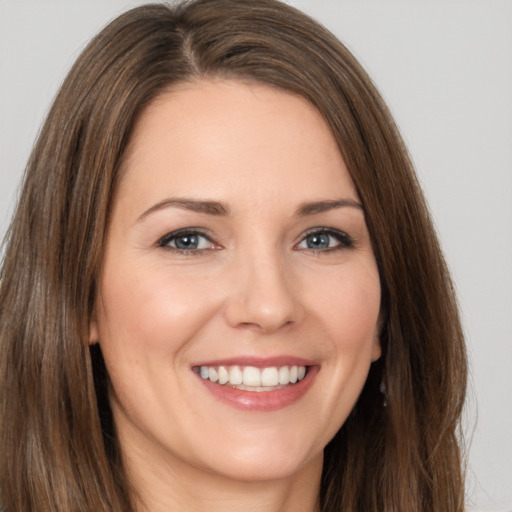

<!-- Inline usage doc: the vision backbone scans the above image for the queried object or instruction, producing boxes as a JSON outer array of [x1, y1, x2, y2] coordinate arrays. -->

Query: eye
[[296, 228, 353, 252], [158, 229, 217, 253]]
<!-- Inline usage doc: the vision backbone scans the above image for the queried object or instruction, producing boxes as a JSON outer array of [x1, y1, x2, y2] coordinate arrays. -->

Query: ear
[[371, 335, 382, 362], [371, 317, 382, 362], [89, 314, 100, 345]]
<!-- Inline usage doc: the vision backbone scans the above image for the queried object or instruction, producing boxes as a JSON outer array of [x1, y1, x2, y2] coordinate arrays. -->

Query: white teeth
[[278, 366, 290, 385], [198, 364, 308, 389], [261, 367, 279, 386], [243, 366, 261, 386], [208, 367, 218, 383], [289, 366, 298, 384], [228, 366, 243, 385], [218, 366, 229, 385]]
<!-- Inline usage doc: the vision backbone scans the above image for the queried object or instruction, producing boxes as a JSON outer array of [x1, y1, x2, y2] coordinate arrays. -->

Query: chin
[[195, 437, 324, 483]]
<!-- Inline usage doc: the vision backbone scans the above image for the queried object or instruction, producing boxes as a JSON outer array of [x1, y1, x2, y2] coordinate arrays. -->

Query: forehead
[[117, 79, 358, 210]]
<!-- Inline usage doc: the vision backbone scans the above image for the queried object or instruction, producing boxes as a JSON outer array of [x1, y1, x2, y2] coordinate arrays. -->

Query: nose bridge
[[224, 240, 301, 332]]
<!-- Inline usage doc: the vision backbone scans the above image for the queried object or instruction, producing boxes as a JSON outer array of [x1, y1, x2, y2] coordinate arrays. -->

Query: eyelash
[[158, 228, 217, 255], [295, 228, 354, 253], [157, 227, 354, 255]]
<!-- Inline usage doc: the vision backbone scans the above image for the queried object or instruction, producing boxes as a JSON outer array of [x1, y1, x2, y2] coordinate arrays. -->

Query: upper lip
[[191, 356, 318, 368]]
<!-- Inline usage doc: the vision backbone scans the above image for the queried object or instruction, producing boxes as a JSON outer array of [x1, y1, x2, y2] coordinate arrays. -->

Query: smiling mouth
[[193, 364, 308, 392]]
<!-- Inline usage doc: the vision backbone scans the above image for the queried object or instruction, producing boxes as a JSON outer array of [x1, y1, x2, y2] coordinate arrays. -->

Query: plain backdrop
[[1, 1, 511, 510]]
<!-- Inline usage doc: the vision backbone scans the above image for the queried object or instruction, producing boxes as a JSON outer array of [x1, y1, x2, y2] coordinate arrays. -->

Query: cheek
[[94, 262, 225, 428], [311, 263, 381, 347], [96, 261, 221, 358]]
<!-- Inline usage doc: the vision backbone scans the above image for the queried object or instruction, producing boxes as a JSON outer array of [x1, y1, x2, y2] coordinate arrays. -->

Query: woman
[[0, 0, 467, 511]]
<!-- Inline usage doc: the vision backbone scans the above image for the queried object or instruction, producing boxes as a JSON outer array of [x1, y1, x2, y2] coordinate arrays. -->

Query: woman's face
[[91, 80, 381, 484]]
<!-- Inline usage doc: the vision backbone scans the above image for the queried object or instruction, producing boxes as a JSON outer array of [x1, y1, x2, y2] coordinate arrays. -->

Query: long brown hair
[[0, 1, 467, 510]]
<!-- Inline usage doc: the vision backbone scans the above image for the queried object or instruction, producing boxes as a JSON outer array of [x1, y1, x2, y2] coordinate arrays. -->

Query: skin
[[90, 79, 381, 512]]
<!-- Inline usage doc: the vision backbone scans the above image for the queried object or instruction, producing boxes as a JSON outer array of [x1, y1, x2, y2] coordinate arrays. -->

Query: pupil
[[175, 234, 198, 249], [308, 233, 329, 249]]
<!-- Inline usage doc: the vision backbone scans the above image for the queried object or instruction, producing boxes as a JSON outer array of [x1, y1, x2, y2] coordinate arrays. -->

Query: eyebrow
[[137, 198, 230, 222], [296, 198, 363, 216], [136, 196, 363, 223]]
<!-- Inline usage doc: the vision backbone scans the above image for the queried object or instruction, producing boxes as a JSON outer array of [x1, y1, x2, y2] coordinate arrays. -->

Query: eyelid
[[295, 227, 354, 251], [156, 226, 353, 254], [157, 228, 219, 252]]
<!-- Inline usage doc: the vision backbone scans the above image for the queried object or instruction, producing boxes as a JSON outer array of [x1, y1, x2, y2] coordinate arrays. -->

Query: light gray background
[[1, 1, 511, 510]]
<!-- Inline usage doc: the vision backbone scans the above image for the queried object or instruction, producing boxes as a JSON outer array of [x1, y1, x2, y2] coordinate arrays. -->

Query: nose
[[224, 249, 303, 334]]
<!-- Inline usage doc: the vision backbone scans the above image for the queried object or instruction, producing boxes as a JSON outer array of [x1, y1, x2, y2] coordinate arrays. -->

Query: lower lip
[[196, 366, 319, 412]]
